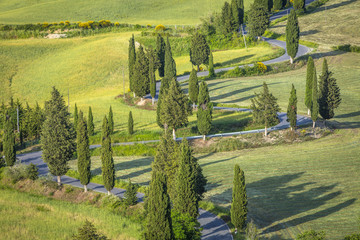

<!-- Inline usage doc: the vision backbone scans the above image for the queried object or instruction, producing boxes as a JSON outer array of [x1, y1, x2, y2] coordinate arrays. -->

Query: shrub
[[245, 220, 259, 240], [115, 22, 120, 26], [0, 157, 5, 169], [333, 44, 360, 53], [257, 62, 267, 73], [72, 220, 108, 240], [296, 230, 326, 240], [124, 179, 138, 206], [65, 21, 70, 26], [42, 22, 49, 28], [27, 163, 39, 180], [78, 22, 91, 29], [4, 164, 29, 183], [344, 233, 360, 240], [59, 21, 64, 25], [155, 24, 166, 31]]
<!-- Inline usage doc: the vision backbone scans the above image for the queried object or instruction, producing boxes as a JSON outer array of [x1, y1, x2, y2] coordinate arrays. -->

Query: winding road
[[16, 7, 313, 240]]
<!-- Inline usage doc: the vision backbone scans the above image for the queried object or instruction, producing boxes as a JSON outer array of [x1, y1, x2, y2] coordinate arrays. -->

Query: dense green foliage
[[190, 32, 210, 71], [133, 45, 150, 98], [77, 111, 91, 191], [171, 211, 201, 240], [296, 230, 326, 240], [286, 9, 300, 64], [250, 82, 280, 135], [128, 111, 134, 135], [293, 0, 305, 11], [197, 81, 213, 139], [41, 87, 75, 182], [231, 164, 247, 230], [208, 51, 215, 78], [129, 34, 136, 93], [88, 106, 95, 136], [273, 0, 284, 10], [101, 116, 115, 194], [145, 171, 174, 240], [73, 220, 108, 240], [108, 106, 114, 134], [254, 0, 271, 12], [3, 117, 16, 166], [247, 3, 269, 39], [27, 163, 39, 180], [0, 157, 5, 168], [189, 69, 199, 108], [311, 68, 319, 127], [318, 59, 341, 121], [287, 84, 298, 130], [124, 179, 138, 206], [305, 57, 314, 114], [73, 103, 78, 132], [148, 48, 157, 102], [156, 34, 166, 77]]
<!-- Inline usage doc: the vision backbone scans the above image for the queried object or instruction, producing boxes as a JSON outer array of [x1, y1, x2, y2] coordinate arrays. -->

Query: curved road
[[16, 9, 313, 239]]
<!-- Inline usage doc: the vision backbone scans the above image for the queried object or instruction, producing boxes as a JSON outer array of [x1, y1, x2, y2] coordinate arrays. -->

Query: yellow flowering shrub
[[115, 22, 120, 26], [155, 24, 166, 31], [65, 21, 70, 26], [257, 62, 267, 73]]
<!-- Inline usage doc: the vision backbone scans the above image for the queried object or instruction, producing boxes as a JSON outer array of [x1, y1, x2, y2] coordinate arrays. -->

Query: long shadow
[[222, 94, 255, 104], [300, 29, 319, 36], [312, 0, 356, 12], [211, 84, 263, 101], [91, 157, 152, 176], [218, 54, 255, 67], [335, 111, 360, 119], [298, 50, 345, 61], [118, 167, 152, 180], [330, 120, 360, 129]]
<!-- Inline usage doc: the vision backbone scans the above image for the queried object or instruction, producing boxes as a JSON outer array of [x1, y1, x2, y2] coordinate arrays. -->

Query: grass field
[[269, 0, 360, 48], [0, 0, 254, 25], [0, 187, 141, 239]]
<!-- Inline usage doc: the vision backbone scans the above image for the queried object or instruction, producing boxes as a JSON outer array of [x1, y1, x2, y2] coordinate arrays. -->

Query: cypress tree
[[293, 0, 305, 11], [108, 106, 114, 134], [287, 84, 297, 131], [77, 111, 91, 192], [197, 81, 213, 141], [305, 56, 314, 115], [128, 111, 134, 135], [148, 48, 157, 105], [160, 78, 190, 140], [87, 106, 95, 136], [190, 32, 210, 72], [189, 69, 199, 109], [41, 87, 75, 185], [231, 0, 240, 31], [318, 59, 341, 124], [33, 102, 45, 139], [74, 103, 78, 132], [286, 9, 300, 64], [129, 34, 136, 94], [221, 2, 234, 35], [133, 45, 150, 99], [311, 68, 319, 128], [273, 0, 283, 10], [101, 116, 115, 195], [247, 3, 269, 40], [3, 117, 16, 166], [145, 171, 174, 240], [230, 164, 247, 230], [254, 0, 270, 12], [173, 139, 199, 218], [124, 179, 138, 206], [250, 82, 280, 136], [236, 0, 245, 25], [0, 157, 5, 169], [156, 34, 166, 78], [208, 51, 215, 78], [152, 131, 180, 199]]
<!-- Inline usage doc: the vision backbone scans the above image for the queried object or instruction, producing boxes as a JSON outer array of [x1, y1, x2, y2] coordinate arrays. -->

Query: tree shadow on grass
[[310, 0, 357, 13], [91, 157, 152, 176], [217, 54, 255, 67], [300, 29, 319, 36]]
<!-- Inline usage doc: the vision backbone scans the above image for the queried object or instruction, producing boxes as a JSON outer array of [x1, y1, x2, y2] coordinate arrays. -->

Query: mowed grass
[[269, 0, 360, 47], [0, 187, 142, 239], [0, 0, 253, 25]]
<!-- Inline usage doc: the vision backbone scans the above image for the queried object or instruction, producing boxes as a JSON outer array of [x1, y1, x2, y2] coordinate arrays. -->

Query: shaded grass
[[0, 186, 141, 239]]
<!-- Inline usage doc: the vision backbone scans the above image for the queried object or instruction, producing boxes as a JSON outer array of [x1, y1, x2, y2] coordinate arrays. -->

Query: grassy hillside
[[269, 0, 360, 47], [0, 187, 141, 239], [0, 0, 253, 25]]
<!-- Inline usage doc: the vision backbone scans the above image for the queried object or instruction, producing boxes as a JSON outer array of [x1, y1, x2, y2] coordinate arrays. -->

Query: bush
[[4, 164, 29, 183], [296, 230, 326, 240], [155, 24, 166, 31], [257, 62, 267, 73], [245, 220, 259, 240], [27, 163, 39, 180], [345, 233, 360, 240], [72, 220, 108, 240], [333, 44, 360, 53], [124, 179, 138, 206], [0, 157, 5, 169]]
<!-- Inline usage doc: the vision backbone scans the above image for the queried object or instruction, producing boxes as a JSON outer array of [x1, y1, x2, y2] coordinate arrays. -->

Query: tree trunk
[[107, 190, 111, 195], [84, 185, 88, 192], [203, 135, 206, 141], [324, 119, 326, 127], [257, 36, 261, 41], [193, 102, 196, 109], [152, 97, 155, 105], [313, 120, 316, 129], [290, 56, 294, 64], [141, 97, 144, 102], [57, 176, 61, 186], [197, 65, 200, 72], [164, 123, 168, 133], [264, 126, 268, 136], [307, 108, 310, 116], [133, 92, 136, 98], [291, 127, 293, 131], [172, 128, 176, 140]]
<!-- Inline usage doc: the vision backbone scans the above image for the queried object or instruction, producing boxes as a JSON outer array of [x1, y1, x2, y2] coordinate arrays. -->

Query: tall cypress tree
[[87, 106, 94, 136], [190, 32, 210, 72], [156, 34, 166, 78], [293, 0, 305, 11], [247, 3, 269, 40], [145, 171, 174, 240], [189, 69, 199, 109], [160, 78, 190, 140], [41, 87, 75, 185], [318, 59, 341, 124], [273, 0, 283, 10], [124, 179, 138, 206], [221, 2, 234, 35], [74, 103, 78, 132], [108, 106, 114, 134], [133, 45, 150, 99], [230, 164, 247, 231], [77, 111, 91, 192], [101, 116, 115, 195], [250, 82, 280, 136], [208, 51, 215, 78], [311, 68, 319, 128], [197, 81, 213, 141], [3, 117, 16, 166], [129, 34, 136, 94], [236, 0, 245, 25], [305, 57, 314, 115], [148, 48, 157, 105], [287, 84, 297, 131], [286, 9, 300, 64], [173, 139, 199, 219], [33, 102, 45, 139], [128, 111, 134, 135]]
